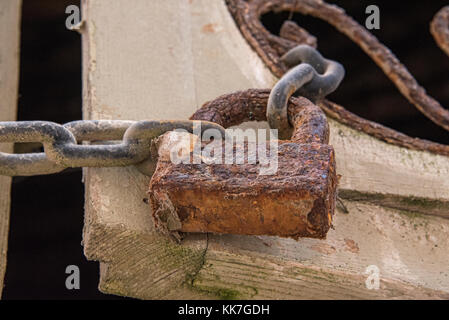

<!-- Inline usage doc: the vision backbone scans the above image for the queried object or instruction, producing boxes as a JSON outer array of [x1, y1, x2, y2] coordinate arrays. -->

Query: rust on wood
[[148, 89, 337, 240], [225, 0, 449, 157]]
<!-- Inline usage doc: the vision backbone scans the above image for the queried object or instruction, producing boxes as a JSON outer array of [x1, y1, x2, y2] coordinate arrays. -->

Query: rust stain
[[310, 243, 336, 255], [202, 23, 218, 34], [344, 238, 360, 254], [261, 240, 272, 247]]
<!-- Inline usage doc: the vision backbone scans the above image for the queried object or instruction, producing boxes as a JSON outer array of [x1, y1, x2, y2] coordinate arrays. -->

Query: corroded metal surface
[[149, 89, 337, 240], [191, 89, 330, 144], [431, 6, 449, 57], [226, 0, 449, 156]]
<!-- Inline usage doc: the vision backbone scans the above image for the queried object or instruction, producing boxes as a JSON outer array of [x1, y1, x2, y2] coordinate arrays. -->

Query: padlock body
[[149, 140, 337, 240]]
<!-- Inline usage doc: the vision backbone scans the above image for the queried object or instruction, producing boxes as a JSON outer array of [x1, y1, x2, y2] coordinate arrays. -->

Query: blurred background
[[3, 0, 449, 299]]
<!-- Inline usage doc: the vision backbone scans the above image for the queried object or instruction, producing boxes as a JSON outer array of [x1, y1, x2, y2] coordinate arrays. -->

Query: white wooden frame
[[0, 0, 21, 298], [80, 0, 449, 299]]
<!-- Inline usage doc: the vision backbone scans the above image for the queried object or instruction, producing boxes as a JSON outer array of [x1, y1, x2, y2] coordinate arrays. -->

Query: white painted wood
[[201, 201, 449, 299], [81, 0, 449, 299], [330, 118, 449, 205], [0, 0, 21, 298]]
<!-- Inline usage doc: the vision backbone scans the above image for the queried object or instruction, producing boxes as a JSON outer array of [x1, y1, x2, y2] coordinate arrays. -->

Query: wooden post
[[0, 0, 21, 298], [81, 0, 449, 299]]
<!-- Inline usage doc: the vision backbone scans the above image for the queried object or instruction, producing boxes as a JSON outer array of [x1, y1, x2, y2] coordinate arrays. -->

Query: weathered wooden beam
[[195, 200, 449, 299], [81, 0, 449, 299], [0, 0, 21, 298]]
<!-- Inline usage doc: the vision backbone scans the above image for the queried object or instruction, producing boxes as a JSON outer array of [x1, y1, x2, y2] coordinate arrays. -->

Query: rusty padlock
[[148, 88, 337, 240]]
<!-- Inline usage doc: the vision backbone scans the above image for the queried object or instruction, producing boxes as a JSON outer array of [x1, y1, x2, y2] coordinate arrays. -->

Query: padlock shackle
[[190, 89, 329, 144]]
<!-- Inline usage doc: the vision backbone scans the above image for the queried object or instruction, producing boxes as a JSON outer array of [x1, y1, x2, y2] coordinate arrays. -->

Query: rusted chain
[[226, 0, 449, 156]]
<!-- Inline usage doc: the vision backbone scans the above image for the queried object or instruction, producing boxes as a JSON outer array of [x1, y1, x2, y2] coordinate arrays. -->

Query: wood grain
[[0, 0, 21, 298], [200, 201, 449, 299], [226, 0, 449, 156], [81, 0, 449, 299]]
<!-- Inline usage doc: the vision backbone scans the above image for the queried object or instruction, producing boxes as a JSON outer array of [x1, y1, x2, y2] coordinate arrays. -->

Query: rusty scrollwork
[[226, 0, 449, 156]]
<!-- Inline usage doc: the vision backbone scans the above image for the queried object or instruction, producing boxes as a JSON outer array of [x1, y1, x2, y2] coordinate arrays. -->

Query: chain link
[[0, 44, 343, 176], [267, 45, 345, 139], [0, 120, 225, 176]]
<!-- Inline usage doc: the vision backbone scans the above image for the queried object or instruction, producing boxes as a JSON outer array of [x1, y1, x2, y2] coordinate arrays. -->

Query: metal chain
[[0, 45, 342, 177], [0, 120, 225, 176], [267, 45, 345, 139]]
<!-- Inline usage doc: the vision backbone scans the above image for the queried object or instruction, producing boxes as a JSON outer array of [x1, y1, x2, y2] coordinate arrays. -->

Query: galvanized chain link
[[0, 44, 342, 176], [0, 120, 225, 176], [267, 45, 345, 139]]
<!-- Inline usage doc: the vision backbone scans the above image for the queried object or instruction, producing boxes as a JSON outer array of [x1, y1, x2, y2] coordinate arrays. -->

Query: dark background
[[3, 0, 449, 299]]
